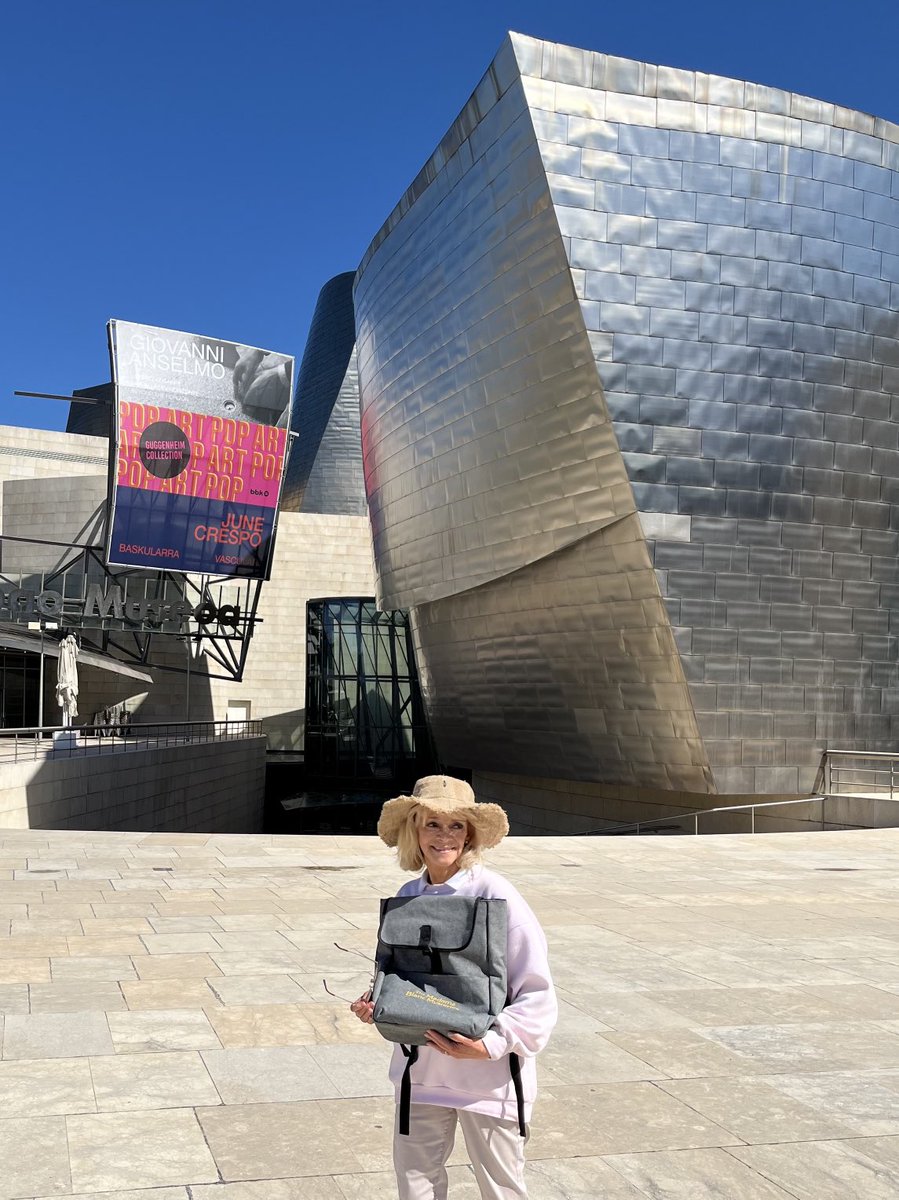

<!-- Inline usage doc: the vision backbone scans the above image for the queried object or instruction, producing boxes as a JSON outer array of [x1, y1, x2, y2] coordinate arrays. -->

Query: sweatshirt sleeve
[[480, 904, 558, 1061]]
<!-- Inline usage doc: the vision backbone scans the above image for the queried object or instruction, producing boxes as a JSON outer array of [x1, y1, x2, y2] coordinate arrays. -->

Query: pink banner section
[[116, 401, 286, 510]]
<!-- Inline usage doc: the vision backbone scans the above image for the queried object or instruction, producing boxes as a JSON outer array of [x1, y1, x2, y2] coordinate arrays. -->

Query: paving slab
[[656, 1074, 858, 1143], [201, 1045, 341, 1103], [0, 1114, 71, 1199], [0, 982, 29, 1013], [192, 1184, 343, 1200], [90, 1049, 222, 1110], [529, 1081, 740, 1158], [204, 1003, 321, 1047], [66, 1108, 219, 1191], [206, 972, 307, 1005], [29, 980, 127, 1013], [36, 1189, 186, 1200], [121, 978, 222, 1009], [50, 954, 137, 982], [306, 1042, 395, 1097], [106, 1007, 221, 1053], [3, 1010, 114, 1058], [759, 1071, 899, 1135], [522, 1157, 650, 1199], [0, 956, 50, 983], [0, 827, 897, 1194], [605, 1147, 799, 1198], [133, 952, 223, 979], [730, 1138, 899, 1199], [0, 1055, 96, 1115], [601, 1026, 775, 1077], [197, 1097, 393, 1178]]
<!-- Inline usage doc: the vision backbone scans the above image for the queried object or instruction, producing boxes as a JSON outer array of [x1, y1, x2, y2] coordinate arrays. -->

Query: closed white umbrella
[[56, 633, 79, 726]]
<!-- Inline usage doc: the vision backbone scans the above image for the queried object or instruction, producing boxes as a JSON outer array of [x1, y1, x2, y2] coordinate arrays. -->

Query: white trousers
[[393, 1103, 527, 1199]]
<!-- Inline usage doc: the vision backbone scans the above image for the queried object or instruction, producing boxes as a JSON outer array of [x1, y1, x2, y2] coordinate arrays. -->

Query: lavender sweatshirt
[[387, 864, 558, 1121]]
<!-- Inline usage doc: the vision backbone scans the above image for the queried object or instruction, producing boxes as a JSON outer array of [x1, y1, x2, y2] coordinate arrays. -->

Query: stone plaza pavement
[[1, 828, 899, 1199]]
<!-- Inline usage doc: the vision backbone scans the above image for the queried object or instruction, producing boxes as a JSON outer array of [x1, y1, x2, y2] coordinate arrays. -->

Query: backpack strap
[[398, 1044, 419, 1135], [509, 1052, 527, 1138]]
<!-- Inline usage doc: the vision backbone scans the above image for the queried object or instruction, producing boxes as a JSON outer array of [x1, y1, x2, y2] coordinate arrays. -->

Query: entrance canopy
[[0, 625, 153, 683]]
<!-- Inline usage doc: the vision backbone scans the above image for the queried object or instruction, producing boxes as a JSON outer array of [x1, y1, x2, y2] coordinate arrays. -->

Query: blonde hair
[[394, 804, 484, 873]]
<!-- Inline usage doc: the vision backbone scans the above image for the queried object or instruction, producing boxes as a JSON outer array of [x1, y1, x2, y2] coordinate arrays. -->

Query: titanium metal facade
[[355, 33, 899, 797], [282, 273, 367, 516]]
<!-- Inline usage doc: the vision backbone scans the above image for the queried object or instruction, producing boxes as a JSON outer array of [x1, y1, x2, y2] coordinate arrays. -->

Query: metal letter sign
[[106, 320, 295, 579]]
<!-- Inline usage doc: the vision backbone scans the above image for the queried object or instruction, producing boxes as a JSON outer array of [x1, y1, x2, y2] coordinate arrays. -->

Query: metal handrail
[[0, 719, 264, 763], [823, 750, 899, 758], [587, 787, 899, 837], [821, 749, 899, 799], [587, 750, 899, 836], [584, 795, 834, 837]]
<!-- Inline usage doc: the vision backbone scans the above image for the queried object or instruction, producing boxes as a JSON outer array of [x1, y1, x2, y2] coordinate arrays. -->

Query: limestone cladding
[[0, 736, 266, 833], [2, 476, 108, 572], [0, 424, 108, 522]]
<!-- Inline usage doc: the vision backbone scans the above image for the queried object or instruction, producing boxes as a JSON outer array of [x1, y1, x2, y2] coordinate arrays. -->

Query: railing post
[[751, 806, 755, 834], [694, 813, 698, 835], [825, 752, 831, 796]]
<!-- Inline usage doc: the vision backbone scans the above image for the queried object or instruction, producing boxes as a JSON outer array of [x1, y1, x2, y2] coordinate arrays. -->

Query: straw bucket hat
[[377, 775, 509, 849]]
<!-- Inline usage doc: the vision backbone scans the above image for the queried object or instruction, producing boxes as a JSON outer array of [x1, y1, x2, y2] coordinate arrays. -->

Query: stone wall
[[0, 736, 266, 833], [2, 475, 107, 574], [0, 424, 108, 476]]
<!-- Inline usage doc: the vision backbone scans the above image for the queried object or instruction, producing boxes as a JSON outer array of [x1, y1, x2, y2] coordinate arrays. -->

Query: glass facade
[[304, 599, 433, 782]]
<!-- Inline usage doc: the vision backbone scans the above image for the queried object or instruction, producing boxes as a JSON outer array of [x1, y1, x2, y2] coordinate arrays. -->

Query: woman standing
[[351, 775, 557, 1199]]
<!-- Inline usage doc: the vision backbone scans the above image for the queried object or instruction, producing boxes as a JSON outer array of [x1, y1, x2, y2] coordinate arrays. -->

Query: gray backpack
[[372, 893, 525, 1136]]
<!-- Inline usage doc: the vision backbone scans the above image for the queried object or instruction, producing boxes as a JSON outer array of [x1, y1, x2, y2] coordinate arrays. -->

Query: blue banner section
[[109, 490, 275, 577]]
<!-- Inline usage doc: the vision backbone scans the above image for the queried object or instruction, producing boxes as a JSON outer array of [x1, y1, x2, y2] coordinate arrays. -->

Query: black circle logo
[[139, 422, 191, 479]]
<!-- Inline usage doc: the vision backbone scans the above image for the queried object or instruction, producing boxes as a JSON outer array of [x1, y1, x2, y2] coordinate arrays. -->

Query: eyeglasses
[[322, 941, 376, 1004]]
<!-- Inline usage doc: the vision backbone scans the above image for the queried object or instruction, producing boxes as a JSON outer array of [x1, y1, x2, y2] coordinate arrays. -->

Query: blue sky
[[3, 0, 897, 431]]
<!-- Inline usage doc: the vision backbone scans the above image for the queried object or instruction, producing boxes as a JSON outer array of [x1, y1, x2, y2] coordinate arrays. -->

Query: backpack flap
[[378, 894, 482, 955], [372, 894, 508, 1045]]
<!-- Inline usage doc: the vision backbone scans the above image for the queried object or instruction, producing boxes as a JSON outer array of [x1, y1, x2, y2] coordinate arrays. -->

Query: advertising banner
[[106, 320, 294, 578]]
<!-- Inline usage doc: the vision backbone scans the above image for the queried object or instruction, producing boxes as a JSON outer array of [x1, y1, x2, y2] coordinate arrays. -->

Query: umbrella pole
[[38, 628, 44, 728]]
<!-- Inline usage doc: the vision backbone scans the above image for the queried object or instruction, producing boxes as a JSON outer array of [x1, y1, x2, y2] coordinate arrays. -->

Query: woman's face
[[417, 810, 469, 883]]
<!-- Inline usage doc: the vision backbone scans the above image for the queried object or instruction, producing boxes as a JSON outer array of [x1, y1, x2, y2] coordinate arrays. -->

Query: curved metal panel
[[512, 33, 899, 793], [282, 273, 366, 516], [356, 31, 899, 795], [411, 515, 712, 792], [354, 65, 635, 611]]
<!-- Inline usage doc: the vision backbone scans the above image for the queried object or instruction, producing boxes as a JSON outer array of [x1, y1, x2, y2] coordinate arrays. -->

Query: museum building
[[354, 33, 899, 827], [2, 33, 899, 833]]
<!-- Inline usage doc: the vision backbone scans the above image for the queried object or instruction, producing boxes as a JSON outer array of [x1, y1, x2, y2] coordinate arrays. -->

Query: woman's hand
[[425, 1030, 490, 1059], [350, 993, 374, 1024]]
